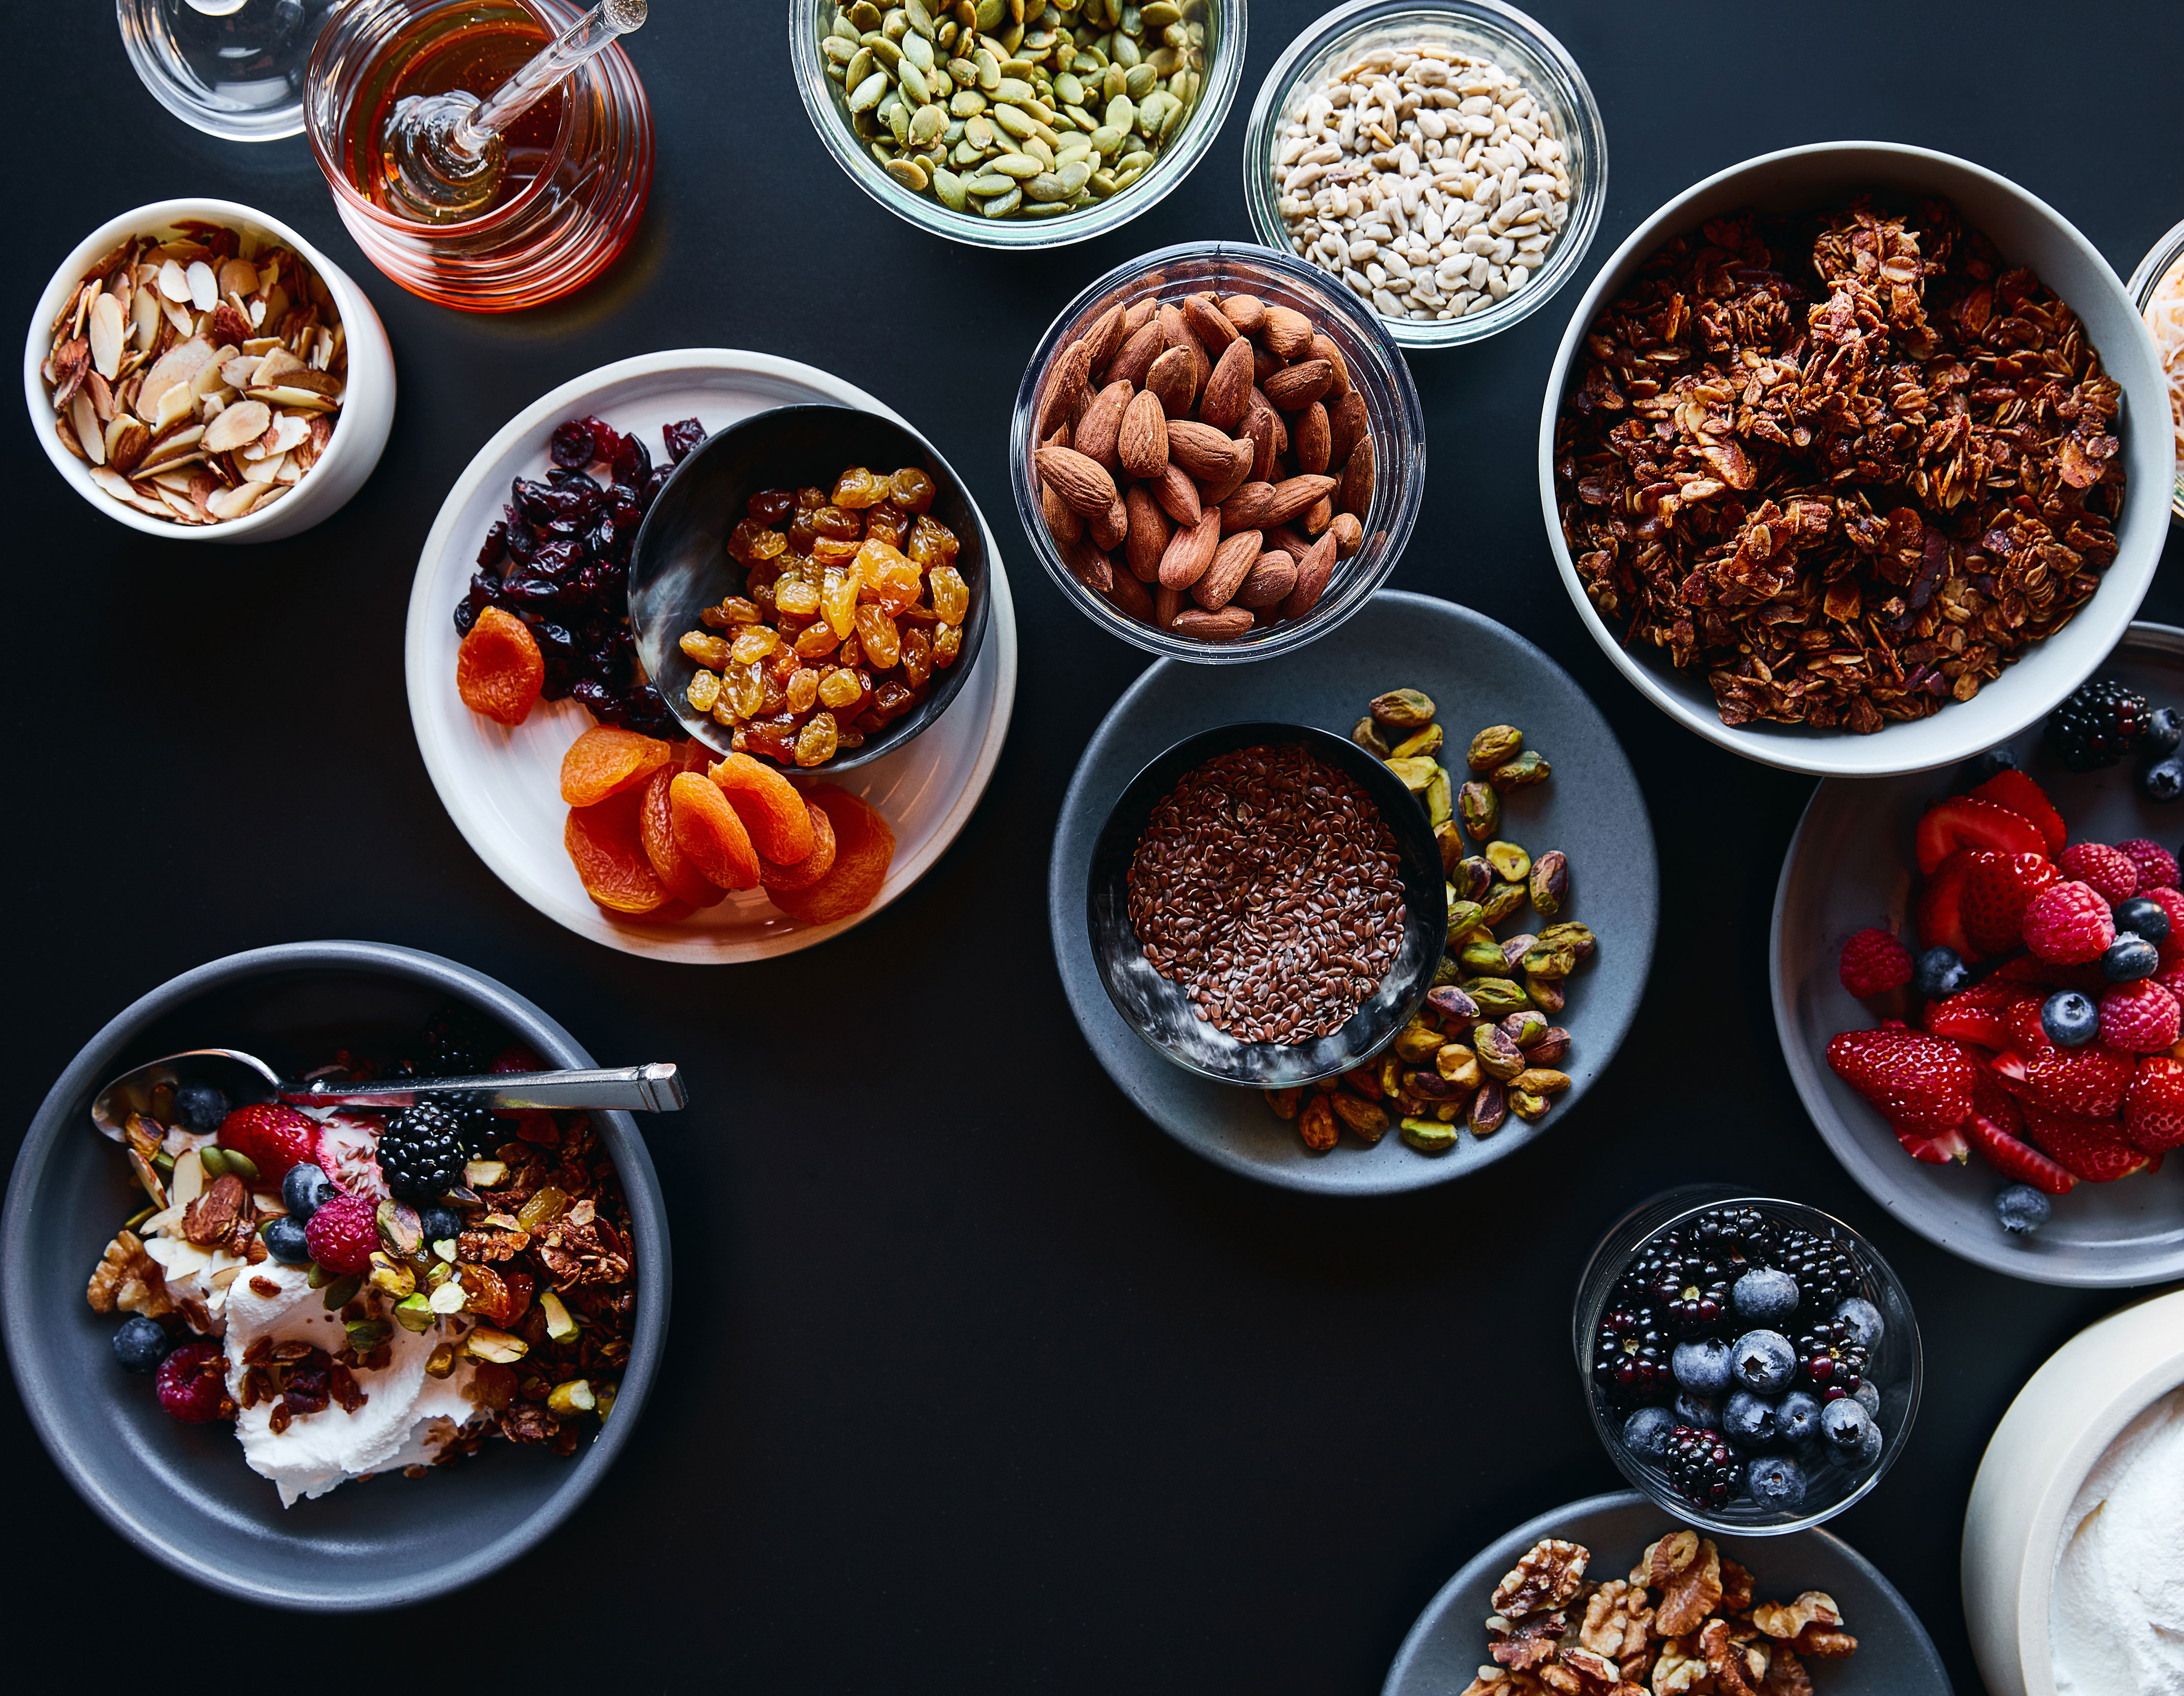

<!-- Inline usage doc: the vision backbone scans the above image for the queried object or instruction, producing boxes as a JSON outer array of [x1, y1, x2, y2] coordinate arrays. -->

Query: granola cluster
[[1460, 1530, 1857, 1696], [1555, 197, 2126, 734]]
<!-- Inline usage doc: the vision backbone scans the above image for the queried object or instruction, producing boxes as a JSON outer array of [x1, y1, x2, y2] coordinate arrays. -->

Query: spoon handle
[[279, 1063, 686, 1114], [454, 0, 647, 153]]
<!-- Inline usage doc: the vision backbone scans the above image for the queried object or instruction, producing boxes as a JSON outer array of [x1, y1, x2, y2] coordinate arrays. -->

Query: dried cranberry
[[452, 593, 480, 637], [283, 1350, 332, 1416], [548, 419, 596, 468], [663, 418, 705, 464], [588, 417, 624, 463], [582, 515, 621, 560], [532, 622, 577, 696], [530, 538, 587, 581], [568, 679, 622, 723], [607, 486, 643, 527], [639, 467, 670, 510], [468, 569, 508, 606], [610, 430, 651, 486], [476, 519, 508, 568], [621, 681, 680, 736], [504, 523, 538, 565]]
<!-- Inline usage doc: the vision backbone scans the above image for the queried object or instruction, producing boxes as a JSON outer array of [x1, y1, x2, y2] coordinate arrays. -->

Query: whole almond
[[1155, 582, 1185, 628], [1236, 550, 1298, 608], [1303, 494, 1335, 534], [1262, 359, 1333, 412], [1251, 342, 1283, 388], [1218, 482, 1277, 532], [1040, 479, 1083, 545], [1145, 345, 1198, 417], [1059, 530, 1113, 594], [1116, 389, 1169, 480], [1124, 485, 1171, 581], [1038, 337, 1094, 437], [1122, 296, 1159, 338], [1262, 473, 1339, 527], [1151, 462, 1202, 527], [1075, 380, 1134, 469], [1105, 320, 1165, 389], [1183, 292, 1237, 351], [1172, 606, 1254, 640], [1261, 304, 1315, 361], [1157, 508, 1222, 590], [1329, 390, 1368, 468], [1198, 337, 1254, 433], [1308, 333, 1351, 398], [1167, 419, 1241, 483], [1242, 400, 1279, 484], [1193, 529, 1264, 610], [1219, 293, 1267, 334], [1267, 523, 1314, 560], [1281, 531, 1338, 620], [1339, 436, 1375, 517], [1295, 401, 1331, 476], [1200, 436, 1258, 506], [1036, 445, 1118, 518], [1105, 568, 1154, 622], [1329, 511, 1365, 557], [1043, 417, 1072, 451], [1083, 303, 1129, 372], [1089, 495, 1129, 551]]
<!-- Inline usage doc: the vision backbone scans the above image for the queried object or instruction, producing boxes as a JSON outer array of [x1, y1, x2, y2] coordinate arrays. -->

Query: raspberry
[[2116, 839, 2180, 893], [216, 1104, 321, 1182], [302, 1191, 379, 1275], [155, 1340, 234, 1425], [2099, 981, 2181, 1054], [1839, 928, 1913, 997], [2124, 1058, 2184, 1154], [2058, 843, 2137, 904], [2021, 881, 2115, 964]]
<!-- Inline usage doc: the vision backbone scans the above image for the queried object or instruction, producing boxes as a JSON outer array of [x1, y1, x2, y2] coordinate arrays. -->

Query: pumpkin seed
[[898, 59, 930, 103], [848, 69, 888, 110], [906, 0, 935, 36], [979, 184, 1023, 216], [950, 88, 986, 116], [902, 30, 934, 70], [909, 102, 947, 145], [933, 166, 969, 210], [868, 34, 903, 70], [884, 155, 930, 190]]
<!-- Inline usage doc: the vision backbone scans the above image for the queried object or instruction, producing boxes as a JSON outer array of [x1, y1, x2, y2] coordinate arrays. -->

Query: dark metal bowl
[[627, 404, 992, 772], [1084, 722, 1448, 1087], [0, 941, 671, 1611]]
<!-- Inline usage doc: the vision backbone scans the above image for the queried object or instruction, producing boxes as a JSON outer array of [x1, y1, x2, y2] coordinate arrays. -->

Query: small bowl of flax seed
[[1084, 720, 1446, 1087]]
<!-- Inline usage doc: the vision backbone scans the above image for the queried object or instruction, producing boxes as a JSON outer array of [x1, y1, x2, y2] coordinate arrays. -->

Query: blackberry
[[1645, 1246, 1734, 1336], [375, 1101, 469, 1202], [1769, 1230, 1858, 1311], [1690, 1205, 1771, 1259], [1594, 1304, 1675, 1402], [417, 1004, 502, 1078], [2045, 679, 2152, 772], [1794, 1316, 1870, 1394], [1662, 1425, 1739, 1510]]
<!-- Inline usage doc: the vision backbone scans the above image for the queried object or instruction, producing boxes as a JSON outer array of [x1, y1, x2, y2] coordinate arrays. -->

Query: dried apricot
[[638, 767, 727, 908], [708, 752, 817, 864], [766, 787, 895, 926], [455, 606, 544, 726], [758, 800, 839, 892], [560, 726, 673, 807], [669, 772, 760, 890], [564, 788, 672, 915]]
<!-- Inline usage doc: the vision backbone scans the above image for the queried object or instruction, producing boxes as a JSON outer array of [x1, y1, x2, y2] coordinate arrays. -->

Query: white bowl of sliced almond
[[23, 198, 394, 541]]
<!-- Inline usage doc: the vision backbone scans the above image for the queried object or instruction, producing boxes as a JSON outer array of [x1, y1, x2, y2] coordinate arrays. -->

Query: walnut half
[[1493, 1538, 1590, 1620]]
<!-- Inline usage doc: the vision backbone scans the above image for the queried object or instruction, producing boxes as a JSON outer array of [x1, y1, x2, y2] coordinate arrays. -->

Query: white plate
[[405, 350, 1018, 962]]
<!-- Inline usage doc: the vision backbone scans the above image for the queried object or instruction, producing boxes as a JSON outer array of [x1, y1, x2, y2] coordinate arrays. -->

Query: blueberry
[[1722, 1390, 1781, 1451], [1732, 1267, 1800, 1326], [1857, 1418, 1885, 1464], [1971, 745, 2019, 779], [112, 1315, 170, 1374], [2041, 991, 2100, 1048], [1913, 946, 1971, 1000], [1820, 1397, 1871, 1455], [1778, 1390, 1824, 1448], [1997, 1184, 2053, 1235], [1623, 1404, 1676, 1461], [2102, 934, 2161, 982], [1672, 1392, 1718, 1428], [2144, 707, 2184, 758], [1851, 1379, 1881, 1419], [419, 1205, 462, 1247], [1746, 1454, 1806, 1510], [1731, 1330, 1797, 1395], [280, 1162, 336, 1220], [263, 1217, 312, 1266], [172, 1081, 229, 1134], [2144, 757, 2184, 804], [2115, 896, 2172, 944], [1673, 1338, 1735, 1398], [1834, 1297, 1886, 1352]]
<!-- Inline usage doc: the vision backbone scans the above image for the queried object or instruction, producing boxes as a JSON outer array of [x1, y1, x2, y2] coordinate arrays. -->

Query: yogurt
[[222, 1263, 485, 1507], [2052, 1383, 2184, 1696]]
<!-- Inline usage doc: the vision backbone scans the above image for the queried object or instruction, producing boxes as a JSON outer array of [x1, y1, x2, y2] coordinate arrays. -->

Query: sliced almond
[[203, 399, 271, 454], [185, 261, 217, 311], [217, 257, 259, 299], [257, 260, 280, 295], [106, 416, 150, 473], [249, 384, 336, 412], [88, 293, 124, 380], [247, 298, 267, 329], [162, 297, 195, 338], [157, 259, 190, 303], [220, 353, 265, 390], [241, 450, 287, 485], [274, 456, 302, 485], [85, 370, 115, 425], [152, 379, 196, 433], [54, 413, 85, 462], [251, 344, 305, 386], [70, 392, 104, 466], [265, 412, 311, 456], [206, 481, 268, 522], [137, 337, 214, 420], [131, 281, 162, 350], [140, 423, 207, 470]]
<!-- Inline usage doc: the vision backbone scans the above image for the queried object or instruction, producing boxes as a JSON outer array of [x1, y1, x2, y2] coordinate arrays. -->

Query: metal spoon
[[91, 1047, 686, 1142]]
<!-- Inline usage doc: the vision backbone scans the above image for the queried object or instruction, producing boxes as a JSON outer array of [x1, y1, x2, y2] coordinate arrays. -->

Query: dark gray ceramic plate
[[1772, 622, 2184, 1286], [1381, 1490, 1948, 1696], [0, 941, 670, 1609], [1048, 590, 1659, 1193]]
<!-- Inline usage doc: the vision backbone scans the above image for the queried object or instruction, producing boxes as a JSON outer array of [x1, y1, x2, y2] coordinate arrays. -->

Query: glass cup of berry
[[1572, 1189, 1922, 1534]]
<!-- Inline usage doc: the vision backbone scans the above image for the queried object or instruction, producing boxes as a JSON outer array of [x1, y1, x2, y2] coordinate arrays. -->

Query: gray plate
[[0, 941, 671, 1610], [1048, 590, 1659, 1194], [1381, 1489, 1949, 1696], [1772, 621, 2184, 1286]]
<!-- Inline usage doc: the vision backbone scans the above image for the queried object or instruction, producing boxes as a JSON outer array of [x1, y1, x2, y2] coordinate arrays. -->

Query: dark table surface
[[9, 1, 2183, 1689]]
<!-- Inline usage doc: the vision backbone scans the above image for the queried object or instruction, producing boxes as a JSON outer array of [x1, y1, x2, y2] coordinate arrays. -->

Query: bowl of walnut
[[1539, 141, 2175, 778]]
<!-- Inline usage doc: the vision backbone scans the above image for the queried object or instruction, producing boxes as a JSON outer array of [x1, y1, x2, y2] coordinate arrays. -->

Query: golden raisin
[[933, 622, 962, 667], [890, 467, 936, 513], [728, 625, 779, 666], [774, 574, 821, 618], [820, 565, 860, 638], [838, 634, 864, 670], [794, 711, 840, 766], [786, 667, 820, 713], [726, 662, 765, 718], [746, 487, 795, 524], [907, 514, 959, 569], [817, 668, 864, 710], [831, 468, 890, 509], [700, 596, 762, 628], [680, 630, 732, 669], [929, 564, 969, 625], [793, 620, 843, 659], [864, 503, 909, 548], [854, 603, 901, 669], [686, 671, 721, 713], [794, 486, 826, 511], [901, 626, 933, 688], [726, 519, 787, 565], [810, 535, 861, 565]]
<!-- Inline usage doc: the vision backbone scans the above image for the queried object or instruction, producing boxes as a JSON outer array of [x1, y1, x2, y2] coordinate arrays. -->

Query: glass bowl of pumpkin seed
[[792, 0, 1244, 247]]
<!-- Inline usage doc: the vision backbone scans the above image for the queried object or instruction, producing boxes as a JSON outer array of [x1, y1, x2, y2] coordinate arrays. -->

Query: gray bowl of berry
[[0, 940, 668, 1609], [1575, 1193, 1922, 1535]]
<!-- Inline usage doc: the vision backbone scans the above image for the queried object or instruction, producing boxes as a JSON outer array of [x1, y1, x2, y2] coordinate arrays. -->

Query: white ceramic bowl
[[1536, 141, 2174, 778], [24, 197, 395, 543], [1962, 1288, 2184, 1696]]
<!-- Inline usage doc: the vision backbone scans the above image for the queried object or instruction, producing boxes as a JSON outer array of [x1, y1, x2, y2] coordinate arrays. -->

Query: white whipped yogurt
[[222, 1263, 485, 1508], [2052, 1383, 2184, 1696]]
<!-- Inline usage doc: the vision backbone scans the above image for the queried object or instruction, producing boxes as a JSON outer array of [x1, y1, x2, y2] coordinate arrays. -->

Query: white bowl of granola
[[24, 197, 394, 542]]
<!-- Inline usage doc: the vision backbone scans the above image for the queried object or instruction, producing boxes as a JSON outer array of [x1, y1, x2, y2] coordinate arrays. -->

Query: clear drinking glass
[[119, 0, 341, 141], [2128, 214, 2184, 523]]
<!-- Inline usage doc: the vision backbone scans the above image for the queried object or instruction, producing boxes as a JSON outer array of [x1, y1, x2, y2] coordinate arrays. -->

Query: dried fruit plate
[[406, 351, 1018, 962], [1772, 621, 2184, 1285], [1380, 1490, 1947, 1696], [1048, 589, 1657, 1194]]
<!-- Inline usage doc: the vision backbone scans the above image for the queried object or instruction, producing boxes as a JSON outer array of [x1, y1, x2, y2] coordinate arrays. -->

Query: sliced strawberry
[[1967, 1075, 2075, 1193], [1960, 851, 2060, 958], [1889, 1114, 1972, 1164], [2019, 1043, 2137, 1119], [1969, 769, 2067, 855], [1922, 982, 2034, 1052], [2123, 1057, 2184, 1155], [2020, 1100, 2155, 1182], [1826, 1027, 1979, 1143], [1916, 848, 1977, 961], [1915, 796, 2048, 876]]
